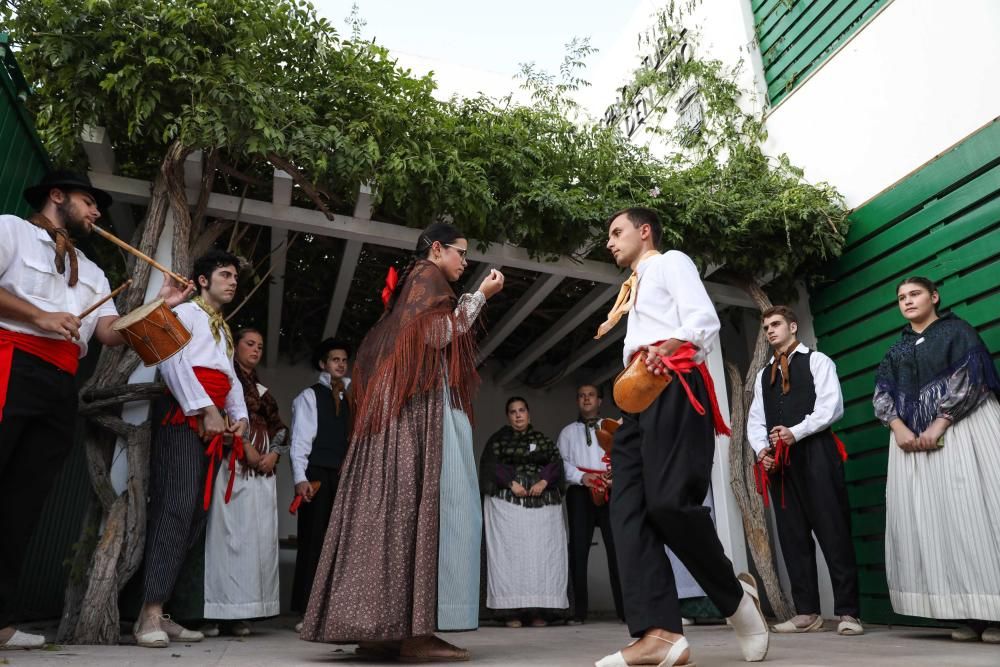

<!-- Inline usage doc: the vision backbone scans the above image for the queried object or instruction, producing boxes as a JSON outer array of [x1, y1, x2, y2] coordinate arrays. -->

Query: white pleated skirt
[[203, 465, 281, 619], [484, 496, 569, 610], [886, 395, 1000, 620]]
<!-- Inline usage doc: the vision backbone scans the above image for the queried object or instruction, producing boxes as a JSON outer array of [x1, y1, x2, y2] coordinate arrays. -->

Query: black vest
[[308, 382, 351, 468], [761, 349, 820, 433]]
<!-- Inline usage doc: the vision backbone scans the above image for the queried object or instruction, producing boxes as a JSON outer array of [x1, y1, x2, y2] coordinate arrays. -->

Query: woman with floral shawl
[[874, 276, 1000, 643], [480, 397, 568, 628], [301, 223, 505, 661]]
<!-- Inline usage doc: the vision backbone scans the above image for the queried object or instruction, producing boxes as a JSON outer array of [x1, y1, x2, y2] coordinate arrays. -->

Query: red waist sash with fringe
[[162, 367, 244, 509]]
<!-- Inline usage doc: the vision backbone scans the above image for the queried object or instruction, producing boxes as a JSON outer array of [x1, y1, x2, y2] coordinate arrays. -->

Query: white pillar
[[706, 343, 749, 574], [109, 213, 176, 493]]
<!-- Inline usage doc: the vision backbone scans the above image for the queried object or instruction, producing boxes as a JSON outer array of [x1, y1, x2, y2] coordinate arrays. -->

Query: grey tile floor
[[2, 617, 997, 666]]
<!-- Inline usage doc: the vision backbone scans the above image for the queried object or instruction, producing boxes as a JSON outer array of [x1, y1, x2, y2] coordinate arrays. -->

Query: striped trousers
[[142, 422, 210, 604]]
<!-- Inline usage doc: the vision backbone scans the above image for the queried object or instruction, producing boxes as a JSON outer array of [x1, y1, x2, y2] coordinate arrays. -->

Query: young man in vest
[[289, 338, 353, 631], [135, 249, 248, 648], [0, 171, 191, 650], [595, 207, 769, 667], [747, 306, 862, 636], [556, 383, 624, 625]]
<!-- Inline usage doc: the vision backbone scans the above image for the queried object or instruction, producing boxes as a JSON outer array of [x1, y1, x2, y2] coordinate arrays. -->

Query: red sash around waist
[[162, 367, 244, 510], [645, 341, 732, 437], [0, 329, 80, 422]]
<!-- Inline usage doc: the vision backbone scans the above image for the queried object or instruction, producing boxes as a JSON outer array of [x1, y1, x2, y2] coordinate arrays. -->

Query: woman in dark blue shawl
[[874, 276, 1000, 642]]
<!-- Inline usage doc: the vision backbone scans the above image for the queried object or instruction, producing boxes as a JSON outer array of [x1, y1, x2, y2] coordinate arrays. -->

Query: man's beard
[[57, 199, 91, 239]]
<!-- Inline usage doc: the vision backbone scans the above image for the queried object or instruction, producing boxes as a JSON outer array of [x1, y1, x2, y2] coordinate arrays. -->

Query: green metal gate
[[810, 117, 1000, 624]]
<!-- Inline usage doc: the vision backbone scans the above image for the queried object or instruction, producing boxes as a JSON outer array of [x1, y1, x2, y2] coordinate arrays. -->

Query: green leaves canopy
[[3, 0, 847, 284]]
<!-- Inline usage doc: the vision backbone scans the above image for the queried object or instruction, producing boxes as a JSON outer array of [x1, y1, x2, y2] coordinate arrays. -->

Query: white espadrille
[[133, 619, 169, 649], [772, 615, 823, 633], [0, 629, 45, 649], [726, 573, 769, 662], [158, 615, 203, 642], [594, 635, 695, 667], [836, 616, 864, 636]]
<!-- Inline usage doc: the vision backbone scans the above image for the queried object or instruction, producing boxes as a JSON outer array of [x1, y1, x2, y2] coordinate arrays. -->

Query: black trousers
[[611, 369, 743, 636], [566, 485, 624, 621], [0, 350, 77, 628], [768, 431, 859, 617], [142, 414, 210, 604], [290, 464, 340, 613]]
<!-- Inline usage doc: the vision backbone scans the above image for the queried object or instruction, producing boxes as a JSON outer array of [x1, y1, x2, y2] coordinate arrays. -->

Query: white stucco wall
[[762, 0, 1000, 208]]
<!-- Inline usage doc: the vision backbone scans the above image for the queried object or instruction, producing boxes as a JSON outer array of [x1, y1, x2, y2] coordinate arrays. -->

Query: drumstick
[[78, 280, 132, 319], [90, 225, 192, 287]]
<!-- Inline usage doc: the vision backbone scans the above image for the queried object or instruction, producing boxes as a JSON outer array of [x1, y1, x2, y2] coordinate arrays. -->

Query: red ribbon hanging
[[755, 432, 848, 509], [381, 266, 399, 308], [203, 431, 245, 510], [649, 341, 732, 436], [289, 494, 304, 515]]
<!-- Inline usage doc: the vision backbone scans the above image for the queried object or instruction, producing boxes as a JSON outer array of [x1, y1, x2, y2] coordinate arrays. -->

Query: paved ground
[[2, 617, 997, 666]]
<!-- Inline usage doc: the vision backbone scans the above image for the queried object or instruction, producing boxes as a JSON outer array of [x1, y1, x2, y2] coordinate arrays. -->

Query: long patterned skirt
[[886, 395, 1000, 620], [301, 387, 481, 641]]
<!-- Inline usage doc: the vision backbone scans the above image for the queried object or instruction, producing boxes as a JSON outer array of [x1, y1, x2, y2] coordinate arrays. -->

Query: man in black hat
[[0, 170, 192, 649]]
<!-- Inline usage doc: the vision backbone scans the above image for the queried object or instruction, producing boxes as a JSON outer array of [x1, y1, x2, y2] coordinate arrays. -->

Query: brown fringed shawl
[[352, 259, 480, 437]]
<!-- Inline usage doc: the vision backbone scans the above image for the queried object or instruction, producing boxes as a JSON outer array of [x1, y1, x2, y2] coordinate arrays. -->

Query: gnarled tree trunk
[[724, 279, 795, 620], [58, 142, 192, 644]]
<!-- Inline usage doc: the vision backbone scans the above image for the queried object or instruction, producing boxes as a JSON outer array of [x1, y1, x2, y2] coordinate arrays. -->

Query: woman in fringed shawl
[[874, 276, 1000, 643], [301, 223, 505, 662], [200, 328, 287, 634], [480, 397, 568, 628]]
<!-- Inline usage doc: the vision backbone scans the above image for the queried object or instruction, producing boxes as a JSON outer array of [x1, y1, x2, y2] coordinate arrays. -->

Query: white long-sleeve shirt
[[158, 301, 247, 422], [747, 343, 844, 455], [290, 372, 351, 485], [622, 250, 720, 366], [556, 420, 610, 485], [0, 214, 118, 356]]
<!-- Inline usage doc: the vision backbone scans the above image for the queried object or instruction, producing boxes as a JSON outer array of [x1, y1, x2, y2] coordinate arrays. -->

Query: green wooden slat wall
[[0, 34, 49, 214], [752, 0, 891, 106], [0, 36, 90, 622], [811, 117, 1000, 625]]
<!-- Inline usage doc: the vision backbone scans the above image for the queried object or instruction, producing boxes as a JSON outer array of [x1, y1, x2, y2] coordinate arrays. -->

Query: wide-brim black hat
[[23, 169, 113, 210]]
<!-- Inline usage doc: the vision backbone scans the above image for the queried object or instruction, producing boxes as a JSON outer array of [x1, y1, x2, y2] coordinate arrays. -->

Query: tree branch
[[266, 152, 335, 220]]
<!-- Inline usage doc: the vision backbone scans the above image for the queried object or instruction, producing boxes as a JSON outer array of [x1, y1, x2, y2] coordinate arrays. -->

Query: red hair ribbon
[[381, 266, 399, 308]]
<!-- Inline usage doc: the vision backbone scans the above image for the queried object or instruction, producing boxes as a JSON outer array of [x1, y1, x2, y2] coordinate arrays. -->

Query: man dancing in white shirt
[[594, 208, 769, 667], [135, 249, 248, 648], [557, 383, 624, 624], [748, 306, 861, 636]]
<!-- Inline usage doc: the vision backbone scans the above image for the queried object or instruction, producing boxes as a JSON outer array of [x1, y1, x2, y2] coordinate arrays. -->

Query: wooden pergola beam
[[475, 273, 563, 365], [87, 172, 753, 308], [555, 325, 626, 381], [322, 240, 363, 339], [495, 283, 620, 387]]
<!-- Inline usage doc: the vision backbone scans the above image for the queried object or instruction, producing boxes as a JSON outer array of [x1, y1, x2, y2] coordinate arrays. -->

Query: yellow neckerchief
[[594, 249, 661, 339], [192, 294, 233, 357]]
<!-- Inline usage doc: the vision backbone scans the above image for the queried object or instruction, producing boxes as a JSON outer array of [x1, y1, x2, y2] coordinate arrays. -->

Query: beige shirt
[[0, 214, 117, 357]]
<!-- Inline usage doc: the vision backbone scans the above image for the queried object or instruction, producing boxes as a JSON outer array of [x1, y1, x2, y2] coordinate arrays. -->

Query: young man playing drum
[[135, 248, 248, 649], [0, 170, 192, 650], [593, 208, 769, 667]]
